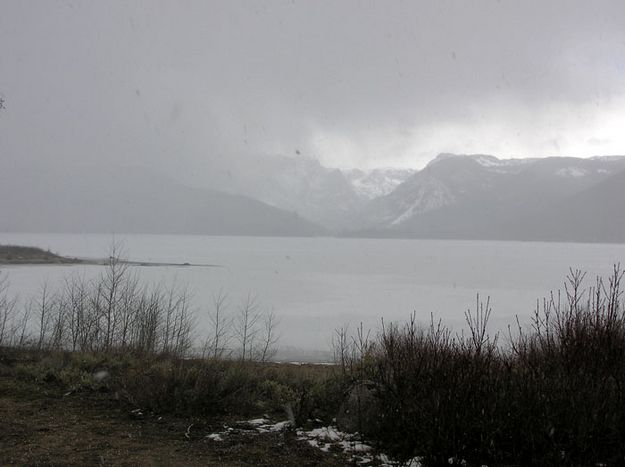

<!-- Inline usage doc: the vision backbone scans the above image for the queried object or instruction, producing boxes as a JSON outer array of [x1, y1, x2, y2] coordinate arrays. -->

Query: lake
[[1, 233, 624, 358]]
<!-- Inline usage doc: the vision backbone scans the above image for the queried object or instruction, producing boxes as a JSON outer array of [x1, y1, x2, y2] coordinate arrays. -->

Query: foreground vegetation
[[0, 245, 278, 361], [0, 350, 349, 466], [2, 251, 625, 465], [340, 266, 625, 465]]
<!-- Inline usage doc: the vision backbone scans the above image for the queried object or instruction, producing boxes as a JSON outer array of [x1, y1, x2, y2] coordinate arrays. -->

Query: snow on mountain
[[199, 154, 418, 230], [342, 167, 417, 200], [222, 155, 363, 231], [389, 178, 455, 226], [428, 153, 536, 172], [350, 153, 625, 242], [187, 151, 625, 241], [556, 167, 588, 178]]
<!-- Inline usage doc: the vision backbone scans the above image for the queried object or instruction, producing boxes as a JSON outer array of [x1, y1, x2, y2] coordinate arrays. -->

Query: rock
[[336, 381, 381, 435], [92, 369, 110, 383]]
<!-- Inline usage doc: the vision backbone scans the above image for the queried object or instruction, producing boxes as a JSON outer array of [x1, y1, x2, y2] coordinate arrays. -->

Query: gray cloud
[[1, 0, 625, 175]]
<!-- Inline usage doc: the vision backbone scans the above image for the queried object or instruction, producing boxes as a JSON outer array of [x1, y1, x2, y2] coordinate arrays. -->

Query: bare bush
[[332, 266, 625, 465], [257, 310, 280, 362], [231, 293, 280, 362], [203, 289, 231, 359], [4, 246, 197, 358], [15, 302, 32, 347], [332, 322, 375, 380], [0, 271, 18, 346], [36, 282, 56, 350], [1, 249, 285, 363], [234, 293, 261, 361], [332, 325, 350, 374], [99, 244, 131, 351]]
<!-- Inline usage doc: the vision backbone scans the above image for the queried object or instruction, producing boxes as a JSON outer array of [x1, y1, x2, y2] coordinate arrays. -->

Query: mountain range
[[184, 154, 415, 230], [348, 154, 625, 242], [2, 153, 624, 243], [0, 164, 322, 237]]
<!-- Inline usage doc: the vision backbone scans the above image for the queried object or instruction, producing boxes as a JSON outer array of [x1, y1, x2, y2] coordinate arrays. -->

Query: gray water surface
[[1, 233, 624, 353]]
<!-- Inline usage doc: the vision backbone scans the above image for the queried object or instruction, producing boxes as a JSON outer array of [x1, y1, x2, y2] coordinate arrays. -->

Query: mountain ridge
[[346, 153, 625, 242], [0, 164, 325, 237], [3, 153, 624, 243]]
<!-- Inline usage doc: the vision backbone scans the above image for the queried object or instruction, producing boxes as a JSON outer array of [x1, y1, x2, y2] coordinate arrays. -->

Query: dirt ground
[[0, 373, 353, 466]]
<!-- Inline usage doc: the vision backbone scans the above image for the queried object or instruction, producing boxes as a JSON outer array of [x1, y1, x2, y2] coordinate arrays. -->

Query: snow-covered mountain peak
[[342, 167, 417, 200], [556, 167, 588, 178], [390, 179, 455, 226], [427, 153, 537, 170]]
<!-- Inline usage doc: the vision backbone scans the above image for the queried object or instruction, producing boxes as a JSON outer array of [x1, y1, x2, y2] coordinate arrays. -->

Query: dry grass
[[0, 351, 355, 466]]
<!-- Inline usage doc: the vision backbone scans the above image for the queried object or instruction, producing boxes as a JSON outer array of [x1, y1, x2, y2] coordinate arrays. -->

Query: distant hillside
[[346, 154, 625, 243], [196, 154, 362, 231], [512, 167, 625, 243], [3, 154, 624, 242], [0, 165, 324, 237], [195, 154, 414, 231]]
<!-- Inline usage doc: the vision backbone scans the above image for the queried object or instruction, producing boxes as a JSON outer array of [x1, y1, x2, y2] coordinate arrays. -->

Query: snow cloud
[[1, 0, 624, 174]]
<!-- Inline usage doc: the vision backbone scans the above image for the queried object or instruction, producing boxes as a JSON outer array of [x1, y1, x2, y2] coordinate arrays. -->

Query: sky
[[1, 0, 625, 173]]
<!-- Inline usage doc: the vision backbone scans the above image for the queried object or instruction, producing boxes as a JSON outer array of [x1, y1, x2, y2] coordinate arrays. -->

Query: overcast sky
[[1, 0, 624, 173]]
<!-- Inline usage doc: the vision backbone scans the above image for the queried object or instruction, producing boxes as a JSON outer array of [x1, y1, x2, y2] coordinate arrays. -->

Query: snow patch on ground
[[206, 418, 422, 466], [296, 424, 421, 466], [205, 418, 292, 442], [257, 420, 291, 433], [241, 418, 270, 426], [303, 426, 344, 442]]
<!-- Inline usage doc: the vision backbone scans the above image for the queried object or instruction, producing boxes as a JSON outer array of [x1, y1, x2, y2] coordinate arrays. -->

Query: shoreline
[[0, 257, 223, 267], [0, 244, 222, 267]]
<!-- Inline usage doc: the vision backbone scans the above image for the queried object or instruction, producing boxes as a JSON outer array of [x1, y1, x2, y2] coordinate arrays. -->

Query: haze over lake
[[2, 233, 624, 357]]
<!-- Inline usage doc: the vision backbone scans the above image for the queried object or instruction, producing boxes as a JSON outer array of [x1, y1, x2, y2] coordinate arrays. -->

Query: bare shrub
[[36, 282, 56, 350], [0, 271, 18, 346], [160, 282, 195, 357], [7, 246, 196, 358], [14, 301, 32, 347], [257, 310, 280, 362], [332, 322, 374, 378], [202, 289, 231, 359], [229, 293, 280, 362], [506, 265, 625, 464], [337, 266, 625, 466], [332, 324, 351, 374], [233, 293, 261, 361], [99, 244, 131, 351]]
